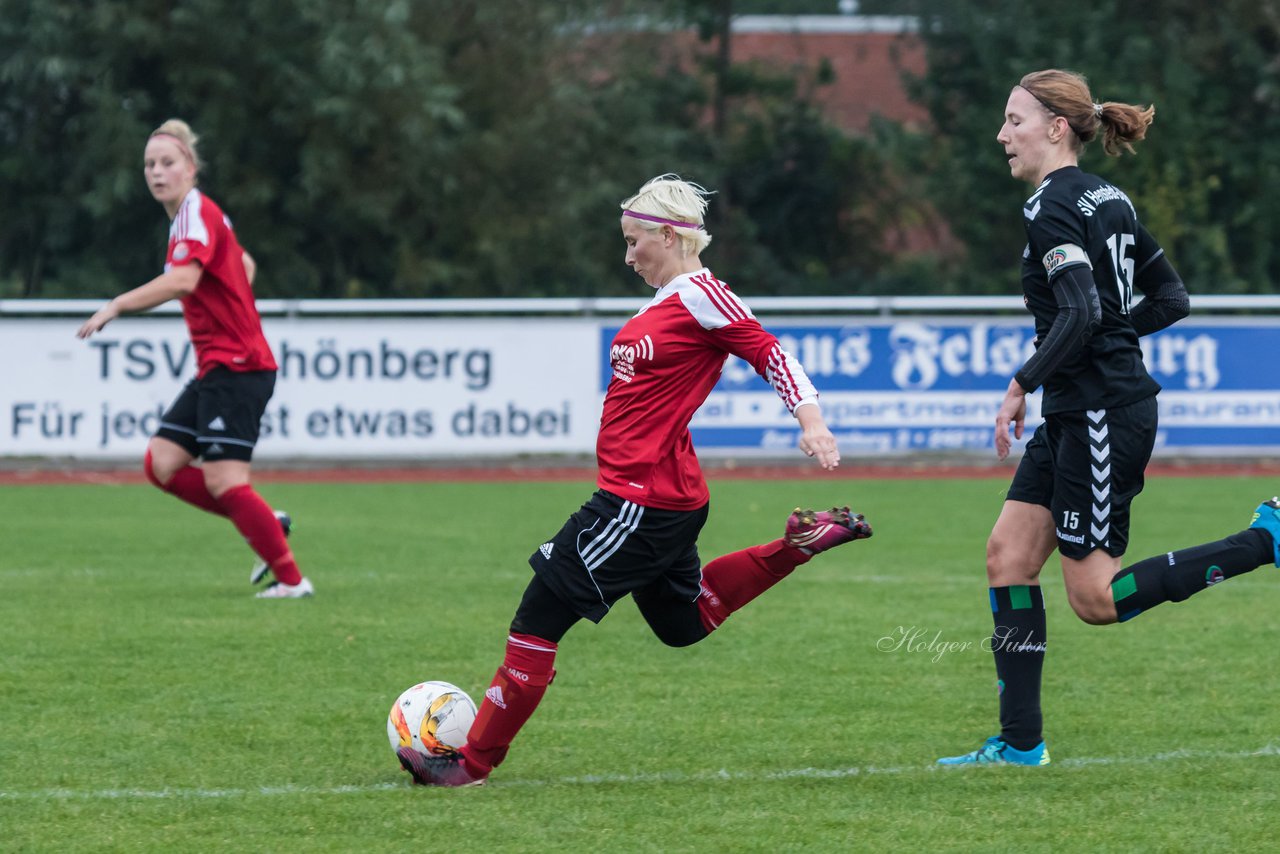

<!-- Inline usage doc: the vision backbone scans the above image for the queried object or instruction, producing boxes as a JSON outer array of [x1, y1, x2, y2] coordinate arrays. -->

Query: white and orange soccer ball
[[386, 681, 478, 758]]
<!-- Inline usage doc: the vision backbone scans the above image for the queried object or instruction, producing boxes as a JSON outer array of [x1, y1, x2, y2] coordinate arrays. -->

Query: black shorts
[[528, 489, 710, 623], [1007, 395, 1157, 559], [154, 367, 276, 463]]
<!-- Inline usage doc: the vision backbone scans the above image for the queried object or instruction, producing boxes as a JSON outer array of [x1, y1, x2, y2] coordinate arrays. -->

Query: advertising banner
[[603, 318, 1280, 457], [2, 317, 600, 458], [3, 313, 1276, 460]]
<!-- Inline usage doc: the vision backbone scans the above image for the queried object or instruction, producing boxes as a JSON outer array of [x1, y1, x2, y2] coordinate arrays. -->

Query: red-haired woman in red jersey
[[78, 119, 312, 599]]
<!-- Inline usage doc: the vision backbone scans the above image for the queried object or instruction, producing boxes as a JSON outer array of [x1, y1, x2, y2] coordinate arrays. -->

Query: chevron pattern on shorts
[[1087, 409, 1111, 549]]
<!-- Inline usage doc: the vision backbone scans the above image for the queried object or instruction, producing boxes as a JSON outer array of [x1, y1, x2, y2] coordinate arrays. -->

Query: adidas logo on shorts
[[207, 416, 227, 431], [539, 542, 554, 559]]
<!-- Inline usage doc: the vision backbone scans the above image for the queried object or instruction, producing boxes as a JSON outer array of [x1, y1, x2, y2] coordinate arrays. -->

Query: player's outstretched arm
[[76, 265, 202, 338], [795, 403, 840, 470]]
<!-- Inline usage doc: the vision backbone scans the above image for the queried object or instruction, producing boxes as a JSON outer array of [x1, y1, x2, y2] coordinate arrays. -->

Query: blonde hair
[[1018, 69, 1155, 156], [148, 118, 202, 172], [620, 174, 713, 256]]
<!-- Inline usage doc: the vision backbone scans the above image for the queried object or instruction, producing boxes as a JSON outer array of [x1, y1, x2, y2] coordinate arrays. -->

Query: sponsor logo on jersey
[[610, 333, 655, 383]]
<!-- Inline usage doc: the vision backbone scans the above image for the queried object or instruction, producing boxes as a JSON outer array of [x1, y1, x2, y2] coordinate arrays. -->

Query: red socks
[[696, 540, 811, 632], [461, 633, 558, 778], [144, 452, 300, 585], [216, 484, 302, 585], [145, 451, 225, 516], [456, 544, 807, 778]]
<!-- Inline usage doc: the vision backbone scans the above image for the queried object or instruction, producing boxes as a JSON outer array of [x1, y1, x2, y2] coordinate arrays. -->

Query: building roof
[[726, 15, 928, 132]]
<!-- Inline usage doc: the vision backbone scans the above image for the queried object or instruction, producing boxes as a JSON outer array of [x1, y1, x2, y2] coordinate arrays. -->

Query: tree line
[[2, 0, 1276, 300]]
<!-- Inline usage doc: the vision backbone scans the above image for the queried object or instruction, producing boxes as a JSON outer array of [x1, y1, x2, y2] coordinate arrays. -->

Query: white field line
[[3, 744, 1278, 802], [9, 570, 1280, 591]]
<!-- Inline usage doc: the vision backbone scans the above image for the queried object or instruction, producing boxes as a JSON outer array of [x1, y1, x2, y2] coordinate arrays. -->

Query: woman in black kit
[[938, 69, 1279, 766]]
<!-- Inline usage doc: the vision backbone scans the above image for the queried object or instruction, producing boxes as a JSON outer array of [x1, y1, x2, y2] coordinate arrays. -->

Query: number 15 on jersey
[[1106, 231, 1135, 314]]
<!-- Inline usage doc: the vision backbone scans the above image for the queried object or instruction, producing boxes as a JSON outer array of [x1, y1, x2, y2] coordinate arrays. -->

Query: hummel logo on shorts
[[539, 542, 554, 559]]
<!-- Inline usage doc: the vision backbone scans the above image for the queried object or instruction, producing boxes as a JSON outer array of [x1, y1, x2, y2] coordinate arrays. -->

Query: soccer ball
[[387, 681, 478, 757]]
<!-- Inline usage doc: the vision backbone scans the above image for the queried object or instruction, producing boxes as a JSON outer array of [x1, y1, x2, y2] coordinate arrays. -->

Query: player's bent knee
[[1067, 593, 1117, 626], [201, 460, 252, 498], [635, 595, 710, 647], [653, 628, 705, 648], [143, 449, 168, 489], [985, 538, 1040, 586], [203, 474, 246, 499], [1075, 609, 1114, 626]]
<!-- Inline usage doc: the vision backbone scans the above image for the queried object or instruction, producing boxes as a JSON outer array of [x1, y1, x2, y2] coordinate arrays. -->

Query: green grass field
[[2, 473, 1279, 852]]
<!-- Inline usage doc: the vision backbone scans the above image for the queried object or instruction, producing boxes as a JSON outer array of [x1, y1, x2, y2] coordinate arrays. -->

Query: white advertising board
[[1, 317, 602, 458], [4, 308, 1278, 460]]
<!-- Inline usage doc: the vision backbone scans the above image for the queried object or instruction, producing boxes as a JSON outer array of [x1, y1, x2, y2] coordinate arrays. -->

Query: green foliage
[[722, 99, 895, 293], [0, 0, 915, 299], [0, 0, 162, 296], [3, 475, 1280, 850], [902, 0, 1280, 294], [628, 0, 928, 295], [1, 1, 1275, 298]]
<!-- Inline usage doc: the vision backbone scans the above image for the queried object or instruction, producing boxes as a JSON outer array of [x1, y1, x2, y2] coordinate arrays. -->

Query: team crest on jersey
[[610, 334, 654, 383], [1041, 243, 1090, 275], [173, 241, 190, 261]]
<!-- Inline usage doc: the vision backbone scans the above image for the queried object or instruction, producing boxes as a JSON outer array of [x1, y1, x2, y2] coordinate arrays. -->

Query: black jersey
[[1018, 166, 1163, 414]]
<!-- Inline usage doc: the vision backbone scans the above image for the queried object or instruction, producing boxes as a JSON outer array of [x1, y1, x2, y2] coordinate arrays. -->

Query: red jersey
[[597, 269, 817, 511], [166, 189, 277, 377]]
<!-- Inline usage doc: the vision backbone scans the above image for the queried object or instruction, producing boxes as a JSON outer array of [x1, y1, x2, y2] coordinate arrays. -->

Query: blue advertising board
[[601, 318, 1280, 457]]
